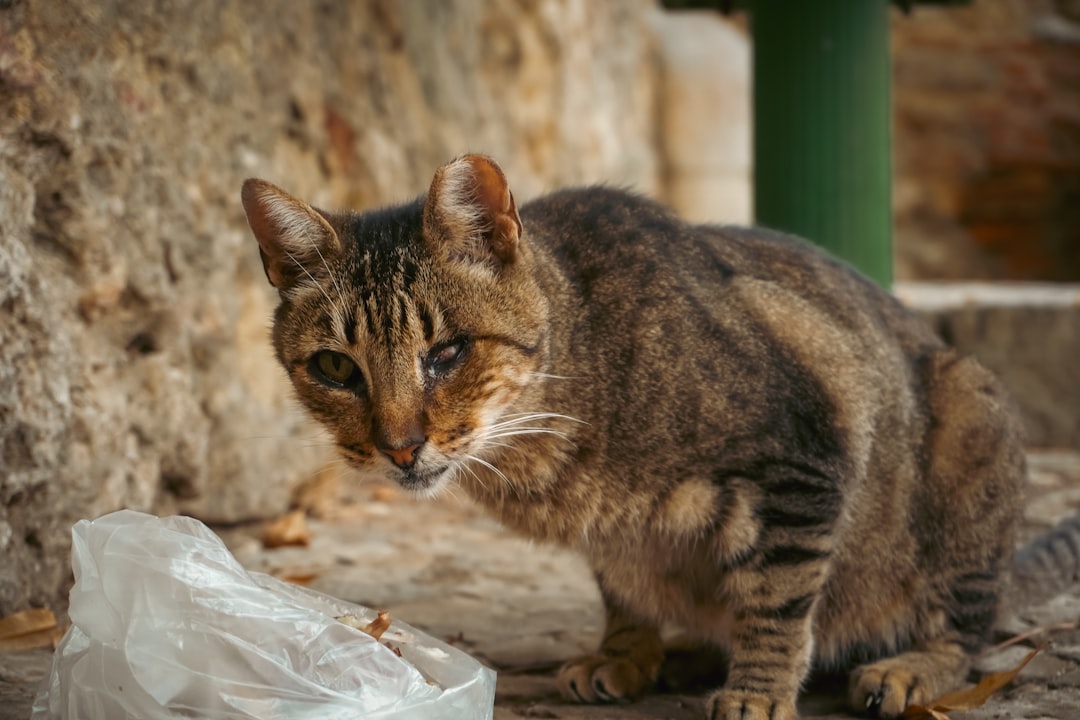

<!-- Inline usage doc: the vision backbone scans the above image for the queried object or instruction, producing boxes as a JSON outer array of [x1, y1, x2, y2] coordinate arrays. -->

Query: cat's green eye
[[311, 351, 362, 388]]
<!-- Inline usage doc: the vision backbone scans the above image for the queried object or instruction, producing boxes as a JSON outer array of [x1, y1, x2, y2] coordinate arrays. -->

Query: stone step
[[896, 282, 1080, 448]]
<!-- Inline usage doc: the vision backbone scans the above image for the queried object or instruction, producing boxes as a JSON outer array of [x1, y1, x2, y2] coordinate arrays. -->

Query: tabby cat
[[241, 155, 1077, 719]]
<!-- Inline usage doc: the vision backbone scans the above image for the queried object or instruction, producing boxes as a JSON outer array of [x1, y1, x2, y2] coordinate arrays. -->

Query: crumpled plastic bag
[[31, 510, 496, 720]]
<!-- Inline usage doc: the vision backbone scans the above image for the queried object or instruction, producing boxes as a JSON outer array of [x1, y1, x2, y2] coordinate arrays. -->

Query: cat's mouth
[[337, 445, 452, 495], [395, 464, 452, 496]]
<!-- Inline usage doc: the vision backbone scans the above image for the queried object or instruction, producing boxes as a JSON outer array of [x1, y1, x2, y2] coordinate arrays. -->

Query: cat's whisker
[[493, 411, 586, 423], [482, 423, 568, 434], [484, 413, 586, 435], [438, 484, 461, 503], [283, 248, 337, 308], [472, 427, 570, 449], [526, 372, 581, 381], [303, 222, 351, 322], [455, 459, 490, 494], [463, 453, 518, 498], [438, 472, 468, 503], [472, 439, 516, 451], [482, 428, 571, 441], [473, 441, 535, 464]]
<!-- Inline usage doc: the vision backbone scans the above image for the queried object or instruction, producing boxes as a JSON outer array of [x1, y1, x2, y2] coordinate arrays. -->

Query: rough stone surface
[[4, 450, 1078, 720], [893, 0, 1080, 281], [898, 282, 1080, 447], [0, 0, 658, 615]]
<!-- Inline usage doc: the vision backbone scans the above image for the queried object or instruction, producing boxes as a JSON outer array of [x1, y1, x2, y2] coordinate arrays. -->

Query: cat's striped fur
[[242, 155, 1079, 719]]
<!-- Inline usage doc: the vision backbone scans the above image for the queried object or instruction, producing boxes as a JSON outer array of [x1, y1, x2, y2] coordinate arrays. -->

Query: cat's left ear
[[241, 179, 342, 290], [423, 154, 523, 269]]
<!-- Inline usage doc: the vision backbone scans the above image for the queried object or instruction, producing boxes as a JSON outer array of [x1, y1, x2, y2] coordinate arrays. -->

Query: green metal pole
[[751, 0, 893, 287]]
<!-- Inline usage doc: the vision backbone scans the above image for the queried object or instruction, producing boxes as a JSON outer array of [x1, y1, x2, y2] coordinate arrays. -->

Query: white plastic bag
[[31, 510, 496, 720]]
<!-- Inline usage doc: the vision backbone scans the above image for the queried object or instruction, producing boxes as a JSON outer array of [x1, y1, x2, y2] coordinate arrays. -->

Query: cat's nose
[[374, 416, 426, 469], [380, 442, 424, 469]]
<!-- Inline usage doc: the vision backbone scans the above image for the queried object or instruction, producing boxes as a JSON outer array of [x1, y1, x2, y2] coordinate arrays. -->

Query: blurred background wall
[[893, 0, 1080, 281], [1, 0, 1077, 615]]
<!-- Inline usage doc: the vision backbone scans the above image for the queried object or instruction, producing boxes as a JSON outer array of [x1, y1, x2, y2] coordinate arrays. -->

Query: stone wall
[[893, 0, 1080, 281], [0, 0, 658, 615], [898, 282, 1080, 449]]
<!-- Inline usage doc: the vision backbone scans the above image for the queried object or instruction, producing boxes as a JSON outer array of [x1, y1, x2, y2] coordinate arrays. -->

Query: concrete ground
[[6, 451, 1079, 719]]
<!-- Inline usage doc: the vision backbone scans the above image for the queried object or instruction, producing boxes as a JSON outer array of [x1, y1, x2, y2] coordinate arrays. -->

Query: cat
[[241, 154, 1079, 719]]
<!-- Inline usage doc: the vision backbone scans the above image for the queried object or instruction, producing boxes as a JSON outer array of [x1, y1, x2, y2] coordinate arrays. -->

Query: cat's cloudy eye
[[311, 350, 363, 389], [425, 339, 466, 379]]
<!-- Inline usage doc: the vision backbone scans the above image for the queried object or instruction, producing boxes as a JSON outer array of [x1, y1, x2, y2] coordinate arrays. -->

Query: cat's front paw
[[556, 652, 656, 703], [705, 689, 798, 720], [849, 660, 933, 718]]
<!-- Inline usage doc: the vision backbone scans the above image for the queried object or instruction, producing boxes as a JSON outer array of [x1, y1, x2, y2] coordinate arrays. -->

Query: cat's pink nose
[[382, 443, 422, 469]]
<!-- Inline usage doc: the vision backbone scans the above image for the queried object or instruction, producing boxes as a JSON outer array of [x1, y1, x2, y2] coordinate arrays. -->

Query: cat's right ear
[[240, 179, 341, 290], [423, 154, 523, 270]]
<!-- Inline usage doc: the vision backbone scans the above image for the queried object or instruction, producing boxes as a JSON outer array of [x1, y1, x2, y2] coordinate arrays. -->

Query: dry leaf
[[361, 610, 392, 641], [262, 509, 312, 548], [984, 620, 1079, 655], [0, 608, 55, 637], [915, 710, 950, 720], [901, 645, 1043, 719], [338, 610, 392, 641], [279, 572, 320, 586], [0, 608, 58, 652]]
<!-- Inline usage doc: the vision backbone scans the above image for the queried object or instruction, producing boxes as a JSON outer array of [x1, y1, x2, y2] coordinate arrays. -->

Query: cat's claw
[[705, 689, 798, 720], [864, 688, 885, 718], [850, 661, 930, 719], [556, 653, 655, 704]]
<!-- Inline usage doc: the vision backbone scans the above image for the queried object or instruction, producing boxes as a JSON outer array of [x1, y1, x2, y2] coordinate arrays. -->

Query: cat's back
[[521, 186, 937, 357]]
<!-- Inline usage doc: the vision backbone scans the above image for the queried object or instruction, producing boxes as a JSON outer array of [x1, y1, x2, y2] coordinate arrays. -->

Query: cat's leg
[[849, 637, 970, 717], [556, 591, 664, 703], [850, 351, 1023, 718], [705, 463, 843, 720], [703, 580, 817, 720], [847, 564, 999, 717]]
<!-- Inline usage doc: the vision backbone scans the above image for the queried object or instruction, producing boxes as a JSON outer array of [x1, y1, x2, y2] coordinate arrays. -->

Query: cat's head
[[241, 155, 549, 495]]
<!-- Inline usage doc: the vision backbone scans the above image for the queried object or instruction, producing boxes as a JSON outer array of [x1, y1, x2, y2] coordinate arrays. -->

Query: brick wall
[[893, 0, 1080, 281]]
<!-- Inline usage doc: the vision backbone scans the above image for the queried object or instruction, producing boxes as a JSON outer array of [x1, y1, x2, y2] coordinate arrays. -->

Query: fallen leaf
[[338, 610, 392, 641], [0, 608, 58, 651], [983, 620, 1079, 655], [361, 610, 392, 641], [0, 608, 55, 637], [0, 630, 57, 652], [901, 644, 1044, 719], [279, 572, 320, 586], [899, 708, 944, 720], [262, 509, 312, 548]]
